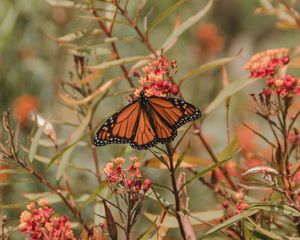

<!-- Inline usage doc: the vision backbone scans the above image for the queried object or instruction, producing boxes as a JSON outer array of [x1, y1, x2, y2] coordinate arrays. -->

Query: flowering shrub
[[1, 1, 300, 240]]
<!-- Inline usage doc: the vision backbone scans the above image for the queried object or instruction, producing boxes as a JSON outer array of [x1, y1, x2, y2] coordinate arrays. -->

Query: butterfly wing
[[147, 97, 201, 144], [93, 100, 140, 146], [93, 96, 201, 150], [93, 100, 157, 150]]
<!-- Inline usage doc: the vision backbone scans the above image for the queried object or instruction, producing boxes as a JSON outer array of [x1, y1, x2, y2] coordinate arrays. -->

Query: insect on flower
[[93, 57, 201, 150]]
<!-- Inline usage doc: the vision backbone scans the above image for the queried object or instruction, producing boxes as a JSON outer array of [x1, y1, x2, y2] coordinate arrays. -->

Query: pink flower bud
[[222, 201, 229, 209], [135, 180, 142, 192], [281, 56, 290, 65], [162, 81, 169, 89], [143, 178, 152, 193], [171, 86, 179, 95]]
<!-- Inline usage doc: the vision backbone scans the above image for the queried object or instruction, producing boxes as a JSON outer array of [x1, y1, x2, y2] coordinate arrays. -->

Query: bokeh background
[[1, 0, 299, 239]]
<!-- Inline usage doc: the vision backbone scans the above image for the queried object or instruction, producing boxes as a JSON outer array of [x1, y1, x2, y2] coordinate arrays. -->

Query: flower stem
[[166, 144, 187, 240]]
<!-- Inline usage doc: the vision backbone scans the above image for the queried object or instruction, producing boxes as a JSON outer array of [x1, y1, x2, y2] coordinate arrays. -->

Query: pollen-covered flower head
[[132, 57, 179, 99], [244, 48, 289, 79]]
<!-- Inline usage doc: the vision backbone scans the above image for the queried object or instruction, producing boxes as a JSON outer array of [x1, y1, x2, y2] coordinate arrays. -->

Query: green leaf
[[175, 142, 190, 169], [0, 169, 27, 174], [89, 55, 148, 70], [0, 203, 26, 209], [204, 77, 256, 115], [144, 210, 223, 228], [149, 0, 188, 31], [58, 29, 102, 42], [184, 136, 239, 187], [137, 224, 156, 240], [161, 0, 213, 50], [245, 218, 284, 240], [178, 57, 235, 86], [200, 210, 258, 239], [248, 203, 300, 217], [29, 126, 44, 162], [217, 135, 239, 161], [79, 182, 107, 209], [56, 108, 92, 180], [38, 138, 65, 147]]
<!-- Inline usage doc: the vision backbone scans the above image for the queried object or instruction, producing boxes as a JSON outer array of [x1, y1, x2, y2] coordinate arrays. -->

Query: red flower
[[244, 48, 289, 79]]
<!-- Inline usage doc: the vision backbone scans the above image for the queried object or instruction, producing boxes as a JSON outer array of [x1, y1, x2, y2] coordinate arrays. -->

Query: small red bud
[[171, 86, 179, 95], [281, 56, 290, 65], [222, 201, 229, 209]]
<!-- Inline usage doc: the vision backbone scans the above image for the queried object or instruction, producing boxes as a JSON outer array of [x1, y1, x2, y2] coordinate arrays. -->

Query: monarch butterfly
[[93, 91, 201, 150]]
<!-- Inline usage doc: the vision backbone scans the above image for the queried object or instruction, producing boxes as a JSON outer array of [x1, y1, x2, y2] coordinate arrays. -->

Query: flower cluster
[[133, 57, 179, 99], [244, 48, 289, 79], [266, 75, 300, 97], [19, 199, 75, 240], [103, 156, 152, 199], [245, 48, 300, 97]]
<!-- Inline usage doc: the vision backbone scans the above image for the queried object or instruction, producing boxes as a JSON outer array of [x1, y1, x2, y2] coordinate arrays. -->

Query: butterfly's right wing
[[148, 97, 201, 144], [93, 101, 141, 147]]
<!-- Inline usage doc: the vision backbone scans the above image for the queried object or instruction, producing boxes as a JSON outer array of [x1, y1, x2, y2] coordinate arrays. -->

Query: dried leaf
[[242, 166, 279, 176], [181, 215, 196, 240], [59, 77, 121, 105], [103, 200, 118, 240], [28, 113, 57, 146]]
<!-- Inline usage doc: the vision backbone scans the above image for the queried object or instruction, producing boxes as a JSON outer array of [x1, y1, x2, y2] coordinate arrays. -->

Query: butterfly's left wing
[[147, 97, 201, 144], [93, 101, 141, 147]]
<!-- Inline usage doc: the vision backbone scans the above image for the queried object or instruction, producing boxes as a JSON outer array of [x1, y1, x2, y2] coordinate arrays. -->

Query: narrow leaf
[[179, 57, 234, 86], [201, 210, 258, 239], [245, 218, 283, 240], [88, 56, 148, 70], [103, 200, 118, 240], [57, 29, 102, 42], [248, 203, 300, 217], [175, 143, 190, 169], [204, 78, 256, 115], [161, 0, 213, 49], [80, 182, 107, 209], [29, 126, 44, 162], [149, 0, 188, 31], [56, 108, 92, 180], [144, 210, 223, 228]]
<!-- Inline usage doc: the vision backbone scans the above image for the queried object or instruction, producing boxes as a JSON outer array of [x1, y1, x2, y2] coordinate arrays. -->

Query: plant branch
[[166, 144, 187, 240]]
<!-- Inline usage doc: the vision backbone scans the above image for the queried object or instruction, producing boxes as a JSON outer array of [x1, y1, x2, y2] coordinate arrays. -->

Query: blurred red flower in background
[[197, 23, 224, 58], [13, 95, 39, 126]]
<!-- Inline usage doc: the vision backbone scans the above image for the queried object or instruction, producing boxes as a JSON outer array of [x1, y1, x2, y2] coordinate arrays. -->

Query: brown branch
[[166, 144, 187, 240], [90, 8, 135, 88]]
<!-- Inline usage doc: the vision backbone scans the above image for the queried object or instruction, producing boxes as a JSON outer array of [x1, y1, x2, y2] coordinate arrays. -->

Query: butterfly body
[[93, 91, 201, 150]]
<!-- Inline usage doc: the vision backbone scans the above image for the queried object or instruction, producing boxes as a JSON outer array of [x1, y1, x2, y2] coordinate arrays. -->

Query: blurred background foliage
[[1, 0, 300, 239]]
